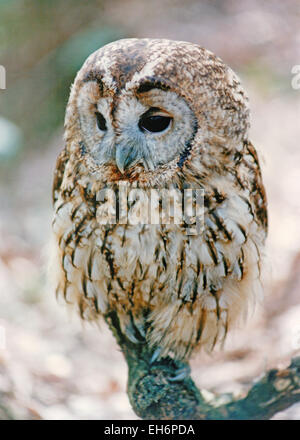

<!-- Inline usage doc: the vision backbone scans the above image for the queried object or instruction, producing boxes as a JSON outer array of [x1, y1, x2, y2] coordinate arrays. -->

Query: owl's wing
[[52, 148, 69, 205], [245, 140, 268, 233]]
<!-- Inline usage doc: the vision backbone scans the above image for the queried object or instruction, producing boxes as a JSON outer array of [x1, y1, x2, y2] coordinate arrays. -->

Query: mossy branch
[[105, 311, 300, 420]]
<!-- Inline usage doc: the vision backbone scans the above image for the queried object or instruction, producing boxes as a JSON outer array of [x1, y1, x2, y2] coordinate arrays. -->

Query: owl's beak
[[115, 143, 139, 174]]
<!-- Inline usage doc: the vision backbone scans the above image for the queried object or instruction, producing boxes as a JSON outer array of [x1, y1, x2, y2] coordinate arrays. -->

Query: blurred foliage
[[0, 117, 22, 162], [0, 0, 126, 159], [240, 61, 293, 98], [0, 0, 299, 421]]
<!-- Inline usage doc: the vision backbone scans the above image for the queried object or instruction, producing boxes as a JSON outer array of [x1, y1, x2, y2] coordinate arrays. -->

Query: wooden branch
[[105, 311, 300, 420]]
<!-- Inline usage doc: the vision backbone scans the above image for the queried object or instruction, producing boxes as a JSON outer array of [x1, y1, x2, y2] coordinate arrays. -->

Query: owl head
[[65, 38, 250, 185]]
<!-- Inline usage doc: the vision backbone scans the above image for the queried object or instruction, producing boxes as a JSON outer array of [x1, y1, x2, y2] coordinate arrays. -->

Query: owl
[[52, 38, 267, 362]]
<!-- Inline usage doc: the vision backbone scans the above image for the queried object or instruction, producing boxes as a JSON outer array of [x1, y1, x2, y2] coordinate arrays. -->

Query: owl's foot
[[168, 364, 191, 382], [149, 348, 190, 382]]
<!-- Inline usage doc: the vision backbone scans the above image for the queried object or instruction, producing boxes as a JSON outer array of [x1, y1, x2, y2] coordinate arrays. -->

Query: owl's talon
[[150, 348, 162, 364], [168, 365, 191, 382]]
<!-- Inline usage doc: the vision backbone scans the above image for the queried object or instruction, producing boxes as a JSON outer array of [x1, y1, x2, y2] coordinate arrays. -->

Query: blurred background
[[0, 0, 300, 420]]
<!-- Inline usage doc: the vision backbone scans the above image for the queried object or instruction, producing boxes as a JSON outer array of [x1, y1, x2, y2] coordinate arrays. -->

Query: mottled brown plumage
[[51, 39, 267, 360]]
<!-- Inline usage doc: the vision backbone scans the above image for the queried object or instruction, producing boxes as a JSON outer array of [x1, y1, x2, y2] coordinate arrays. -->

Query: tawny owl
[[52, 38, 267, 361]]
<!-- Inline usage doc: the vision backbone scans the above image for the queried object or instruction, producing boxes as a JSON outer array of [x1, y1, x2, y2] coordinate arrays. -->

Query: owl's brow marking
[[82, 72, 105, 92], [136, 78, 171, 94]]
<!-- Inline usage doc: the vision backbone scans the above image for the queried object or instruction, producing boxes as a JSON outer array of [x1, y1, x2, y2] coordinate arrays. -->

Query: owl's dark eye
[[95, 111, 107, 131], [139, 115, 172, 133]]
